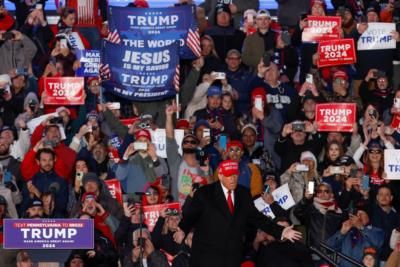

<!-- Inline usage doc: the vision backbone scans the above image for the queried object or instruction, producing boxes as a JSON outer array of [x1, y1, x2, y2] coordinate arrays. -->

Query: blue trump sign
[[76, 50, 101, 77], [101, 40, 179, 101], [108, 5, 199, 59]]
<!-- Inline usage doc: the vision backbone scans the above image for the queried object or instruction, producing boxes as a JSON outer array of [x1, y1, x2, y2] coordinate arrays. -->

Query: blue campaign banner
[[101, 40, 179, 101], [108, 5, 198, 59], [76, 50, 101, 77]]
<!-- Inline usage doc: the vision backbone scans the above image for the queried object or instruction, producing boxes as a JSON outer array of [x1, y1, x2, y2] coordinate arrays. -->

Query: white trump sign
[[357, 23, 396, 50], [384, 149, 400, 180]]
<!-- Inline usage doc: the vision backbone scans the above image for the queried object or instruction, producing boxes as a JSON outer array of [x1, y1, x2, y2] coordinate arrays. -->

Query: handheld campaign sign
[[3, 219, 94, 249], [104, 179, 123, 204], [76, 50, 101, 77], [108, 5, 200, 59], [150, 129, 184, 158], [302, 16, 342, 42], [318, 39, 356, 67], [384, 149, 400, 180], [254, 183, 296, 219], [357, 23, 396, 50], [143, 202, 181, 232], [44, 77, 84, 105], [101, 40, 180, 101], [315, 103, 356, 132]]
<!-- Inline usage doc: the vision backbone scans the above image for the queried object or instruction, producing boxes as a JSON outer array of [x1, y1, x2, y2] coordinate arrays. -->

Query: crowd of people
[[3, 0, 400, 266]]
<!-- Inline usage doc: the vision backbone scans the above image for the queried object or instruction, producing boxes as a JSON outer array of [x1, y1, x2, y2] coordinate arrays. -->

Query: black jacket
[[179, 182, 283, 267], [294, 197, 345, 247]]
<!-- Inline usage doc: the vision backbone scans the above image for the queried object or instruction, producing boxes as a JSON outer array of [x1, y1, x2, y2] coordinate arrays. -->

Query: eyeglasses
[[183, 140, 198, 145], [333, 78, 347, 84], [368, 150, 382, 154], [227, 57, 240, 60], [317, 189, 330, 194], [229, 148, 242, 153], [146, 191, 159, 196]]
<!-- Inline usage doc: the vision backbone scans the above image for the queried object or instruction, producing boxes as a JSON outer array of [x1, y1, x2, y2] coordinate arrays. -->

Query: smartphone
[[281, 31, 291, 46], [394, 98, 400, 109], [3, 171, 12, 183], [247, 14, 254, 24], [192, 182, 200, 191], [133, 142, 148, 150], [307, 181, 315, 194], [16, 67, 28, 76], [349, 168, 358, 178], [306, 73, 314, 84], [255, 96, 263, 111], [60, 39, 68, 49], [361, 175, 370, 190], [203, 128, 210, 138], [76, 172, 83, 186], [219, 135, 227, 151], [263, 52, 271, 67], [292, 121, 305, 132], [36, 3, 43, 9], [214, 72, 226, 80], [295, 164, 309, 172], [109, 102, 121, 110], [264, 185, 270, 193], [330, 166, 345, 175]]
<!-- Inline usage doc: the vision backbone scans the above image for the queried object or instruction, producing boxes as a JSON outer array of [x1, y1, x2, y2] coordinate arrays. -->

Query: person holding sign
[[320, 71, 363, 112], [179, 159, 302, 267], [291, 0, 327, 83]]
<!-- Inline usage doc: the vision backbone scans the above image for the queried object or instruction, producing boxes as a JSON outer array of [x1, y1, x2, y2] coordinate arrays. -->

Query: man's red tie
[[227, 190, 234, 214]]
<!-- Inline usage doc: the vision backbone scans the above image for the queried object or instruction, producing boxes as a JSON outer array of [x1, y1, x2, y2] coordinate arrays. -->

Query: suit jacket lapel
[[214, 182, 233, 220]]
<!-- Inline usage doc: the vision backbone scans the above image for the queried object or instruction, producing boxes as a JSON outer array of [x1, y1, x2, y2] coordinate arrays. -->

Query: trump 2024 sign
[[315, 103, 356, 132]]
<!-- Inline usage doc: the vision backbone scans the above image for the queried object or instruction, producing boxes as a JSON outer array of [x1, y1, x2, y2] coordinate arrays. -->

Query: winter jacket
[[280, 171, 321, 204], [275, 132, 324, 173], [205, 25, 245, 60], [21, 170, 68, 216], [22, 123, 77, 181], [242, 30, 277, 71], [326, 225, 384, 267], [223, 66, 254, 115], [294, 197, 346, 247], [0, 34, 37, 74], [151, 217, 186, 256], [276, 0, 310, 27], [370, 204, 400, 261]]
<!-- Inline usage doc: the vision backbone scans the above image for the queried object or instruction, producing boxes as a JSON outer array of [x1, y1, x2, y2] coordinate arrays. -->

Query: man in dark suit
[[179, 159, 302, 267]]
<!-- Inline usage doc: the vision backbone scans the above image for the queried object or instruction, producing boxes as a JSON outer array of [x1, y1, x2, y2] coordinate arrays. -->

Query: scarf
[[313, 196, 342, 215]]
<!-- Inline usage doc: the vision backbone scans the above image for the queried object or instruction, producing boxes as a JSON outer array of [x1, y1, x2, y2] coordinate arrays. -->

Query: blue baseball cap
[[194, 119, 210, 131], [207, 86, 222, 97]]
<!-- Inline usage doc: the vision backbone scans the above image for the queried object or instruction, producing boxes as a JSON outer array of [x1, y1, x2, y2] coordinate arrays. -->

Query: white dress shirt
[[221, 183, 235, 205]]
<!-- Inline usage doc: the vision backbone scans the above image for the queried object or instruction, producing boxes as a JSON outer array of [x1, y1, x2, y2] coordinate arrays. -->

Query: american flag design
[[77, 0, 96, 25], [107, 29, 122, 44], [99, 63, 111, 81], [173, 65, 180, 92], [186, 28, 201, 58]]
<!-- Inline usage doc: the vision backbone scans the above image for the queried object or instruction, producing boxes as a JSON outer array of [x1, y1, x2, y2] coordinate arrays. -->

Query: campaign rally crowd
[[5, 0, 400, 266]]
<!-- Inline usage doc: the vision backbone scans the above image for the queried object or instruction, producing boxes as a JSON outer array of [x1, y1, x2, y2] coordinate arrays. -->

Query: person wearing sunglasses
[[165, 102, 211, 205], [294, 182, 346, 248]]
